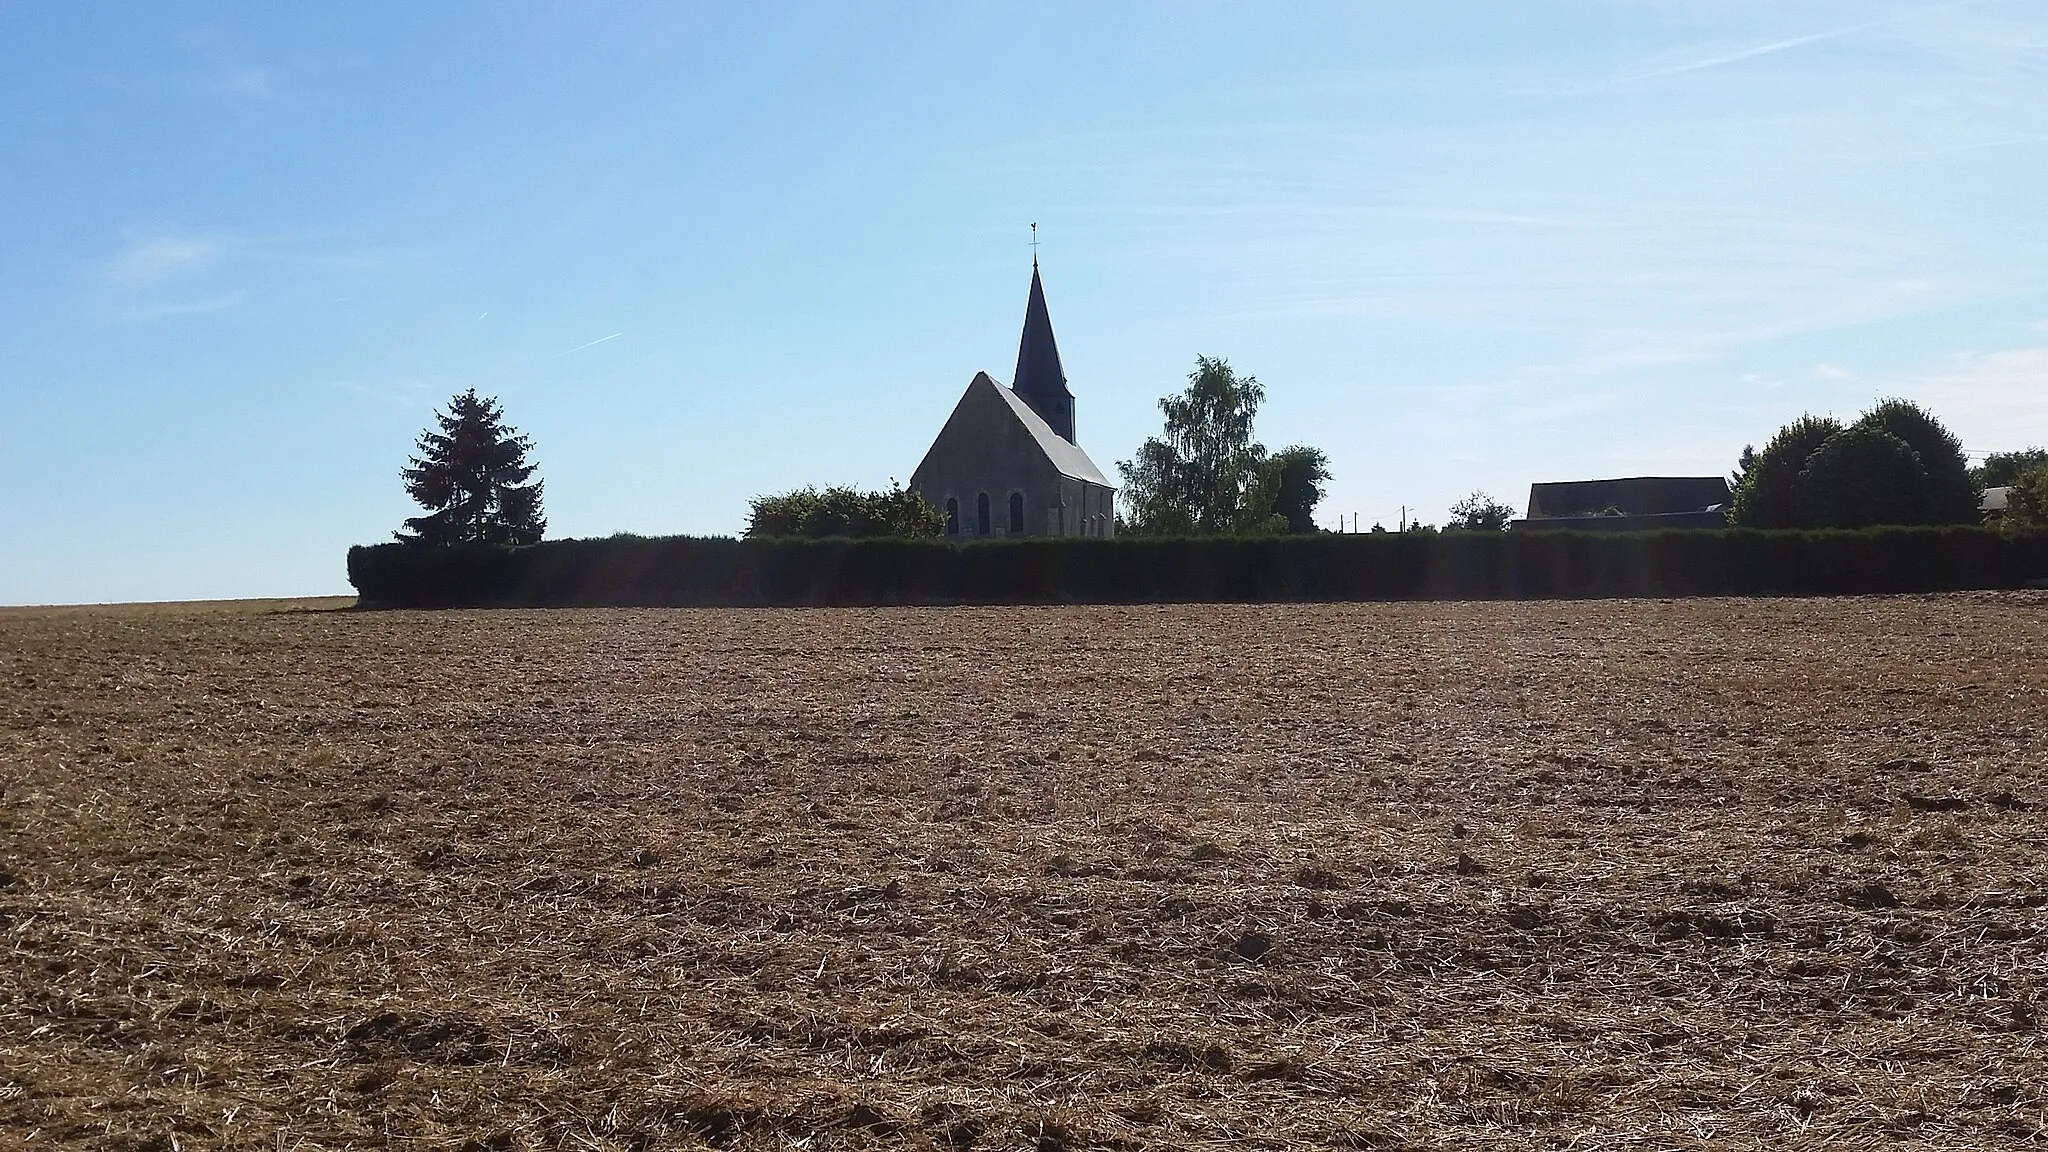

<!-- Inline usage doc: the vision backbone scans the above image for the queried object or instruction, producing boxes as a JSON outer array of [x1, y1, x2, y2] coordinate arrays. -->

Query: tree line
[[1728, 400, 2047, 532], [385, 380, 2046, 545]]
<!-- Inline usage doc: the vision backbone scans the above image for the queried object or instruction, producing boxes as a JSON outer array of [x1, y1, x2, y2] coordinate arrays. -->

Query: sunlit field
[[4, 596, 2045, 1150]]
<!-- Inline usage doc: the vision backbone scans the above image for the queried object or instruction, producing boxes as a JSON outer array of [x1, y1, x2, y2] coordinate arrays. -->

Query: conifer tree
[[396, 389, 546, 545]]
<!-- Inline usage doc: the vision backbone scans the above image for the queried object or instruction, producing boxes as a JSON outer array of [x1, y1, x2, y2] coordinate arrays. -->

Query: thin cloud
[[209, 67, 277, 100], [325, 378, 439, 408], [105, 235, 225, 289], [1889, 348, 2048, 449], [1915, 133, 2048, 157], [113, 293, 244, 321]]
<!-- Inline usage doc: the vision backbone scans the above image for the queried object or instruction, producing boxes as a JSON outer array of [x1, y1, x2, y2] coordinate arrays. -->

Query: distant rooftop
[[1525, 476, 1731, 520]]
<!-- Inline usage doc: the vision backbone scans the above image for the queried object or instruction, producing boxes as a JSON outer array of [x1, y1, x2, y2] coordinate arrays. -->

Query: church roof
[[986, 373, 1112, 486], [1013, 263, 1071, 404]]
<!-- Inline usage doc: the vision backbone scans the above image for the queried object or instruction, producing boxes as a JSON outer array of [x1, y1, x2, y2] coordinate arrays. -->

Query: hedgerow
[[346, 528, 2048, 608]]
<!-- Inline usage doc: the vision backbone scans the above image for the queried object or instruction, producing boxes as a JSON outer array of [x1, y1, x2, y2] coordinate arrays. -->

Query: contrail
[[561, 332, 622, 355], [1637, 30, 1837, 78], [1624, 3, 1955, 83]]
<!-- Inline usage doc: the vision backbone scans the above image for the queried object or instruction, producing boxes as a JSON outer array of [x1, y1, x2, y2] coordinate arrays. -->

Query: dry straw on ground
[[2, 594, 2045, 1150]]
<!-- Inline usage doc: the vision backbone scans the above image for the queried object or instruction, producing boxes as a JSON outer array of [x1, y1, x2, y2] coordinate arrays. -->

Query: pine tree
[[396, 389, 546, 546]]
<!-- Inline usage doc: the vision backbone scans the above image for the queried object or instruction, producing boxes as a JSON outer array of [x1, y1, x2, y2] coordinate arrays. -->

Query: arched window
[[1008, 492, 1025, 533], [975, 492, 991, 536], [944, 498, 959, 536]]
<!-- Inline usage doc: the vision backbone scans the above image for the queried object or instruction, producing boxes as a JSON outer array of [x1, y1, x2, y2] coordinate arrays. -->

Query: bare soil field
[[4, 595, 2046, 1151]]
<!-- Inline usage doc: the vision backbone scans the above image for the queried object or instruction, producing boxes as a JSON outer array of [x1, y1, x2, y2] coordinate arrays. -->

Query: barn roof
[[1525, 476, 1731, 519]]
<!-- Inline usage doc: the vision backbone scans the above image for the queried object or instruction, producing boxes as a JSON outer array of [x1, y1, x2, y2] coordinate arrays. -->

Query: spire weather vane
[[1030, 222, 1039, 265]]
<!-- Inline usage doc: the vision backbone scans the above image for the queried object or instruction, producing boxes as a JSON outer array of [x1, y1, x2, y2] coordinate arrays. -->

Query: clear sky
[[3, 2, 2045, 603]]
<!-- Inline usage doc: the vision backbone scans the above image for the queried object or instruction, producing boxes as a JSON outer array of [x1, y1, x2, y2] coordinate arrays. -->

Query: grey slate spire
[[1011, 260, 1076, 444]]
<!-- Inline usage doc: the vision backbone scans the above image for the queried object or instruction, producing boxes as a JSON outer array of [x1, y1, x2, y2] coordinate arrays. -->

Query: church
[[909, 261, 1118, 537]]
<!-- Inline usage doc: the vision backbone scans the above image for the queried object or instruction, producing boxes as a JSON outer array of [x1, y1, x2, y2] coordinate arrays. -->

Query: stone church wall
[[910, 383, 1065, 539]]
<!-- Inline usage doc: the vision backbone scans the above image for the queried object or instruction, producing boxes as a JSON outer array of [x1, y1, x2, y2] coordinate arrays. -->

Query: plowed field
[[4, 595, 2046, 1150]]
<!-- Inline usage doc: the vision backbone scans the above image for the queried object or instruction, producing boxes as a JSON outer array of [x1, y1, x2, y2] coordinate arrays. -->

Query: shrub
[[745, 484, 941, 539]]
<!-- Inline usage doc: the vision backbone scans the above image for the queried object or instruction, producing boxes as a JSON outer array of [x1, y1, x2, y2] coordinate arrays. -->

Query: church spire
[[1012, 253, 1076, 443]]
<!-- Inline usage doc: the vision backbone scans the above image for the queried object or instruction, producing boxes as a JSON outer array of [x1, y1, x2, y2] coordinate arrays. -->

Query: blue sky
[[3, 2, 2046, 603]]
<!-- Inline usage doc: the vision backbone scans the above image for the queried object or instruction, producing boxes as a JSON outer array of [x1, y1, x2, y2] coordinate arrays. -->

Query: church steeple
[[1012, 259, 1076, 444]]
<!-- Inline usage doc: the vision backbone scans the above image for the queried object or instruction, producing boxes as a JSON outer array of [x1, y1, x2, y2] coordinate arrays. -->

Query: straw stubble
[[1, 594, 2044, 1149]]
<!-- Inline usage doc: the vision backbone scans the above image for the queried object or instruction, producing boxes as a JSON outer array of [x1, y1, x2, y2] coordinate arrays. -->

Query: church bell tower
[[1011, 259, 1076, 444]]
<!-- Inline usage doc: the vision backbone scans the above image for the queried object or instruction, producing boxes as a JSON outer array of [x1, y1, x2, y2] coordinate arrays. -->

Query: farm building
[[1514, 475, 1731, 531], [1982, 486, 2011, 520], [909, 263, 1117, 537]]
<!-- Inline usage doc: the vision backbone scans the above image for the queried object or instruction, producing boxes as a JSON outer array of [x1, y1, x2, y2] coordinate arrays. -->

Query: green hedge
[[346, 528, 2048, 608]]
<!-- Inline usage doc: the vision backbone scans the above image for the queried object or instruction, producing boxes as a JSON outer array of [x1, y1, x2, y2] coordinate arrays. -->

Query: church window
[[1008, 492, 1024, 533], [976, 492, 991, 536], [944, 498, 959, 536]]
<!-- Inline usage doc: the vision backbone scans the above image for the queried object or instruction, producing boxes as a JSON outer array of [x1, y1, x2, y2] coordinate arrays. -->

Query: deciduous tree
[[1446, 491, 1516, 531], [1117, 357, 1332, 535], [1732, 401, 1981, 529], [1852, 398, 1979, 524], [1795, 425, 1930, 529], [1974, 448, 2048, 489], [1266, 446, 1332, 533], [2001, 466, 2048, 533], [1728, 415, 1843, 528], [1118, 356, 1267, 534]]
